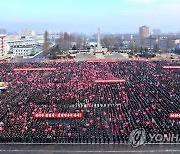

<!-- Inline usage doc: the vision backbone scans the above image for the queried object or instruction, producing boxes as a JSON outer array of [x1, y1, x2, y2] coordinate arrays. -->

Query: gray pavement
[[75, 52, 128, 61], [10, 51, 128, 63], [0, 144, 180, 154], [104, 53, 127, 60], [75, 53, 96, 61]]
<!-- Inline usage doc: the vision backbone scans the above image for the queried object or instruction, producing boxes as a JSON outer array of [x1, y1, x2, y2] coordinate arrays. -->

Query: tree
[[42, 31, 51, 56], [42, 31, 50, 51], [167, 37, 174, 50], [56, 32, 85, 51], [134, 42, 140, 53], [72, 44, 77, 50], [153, 44, 158, 52], [128, 41, 134, 52], [102, 35, 115, 50], [144, 48, 148, 52], [140, 47, 144, 53]]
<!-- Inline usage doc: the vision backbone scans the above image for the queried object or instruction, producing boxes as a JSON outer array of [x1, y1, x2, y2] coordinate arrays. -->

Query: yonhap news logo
[[129, 128, 146, 147], [129, 128, 180, 147]]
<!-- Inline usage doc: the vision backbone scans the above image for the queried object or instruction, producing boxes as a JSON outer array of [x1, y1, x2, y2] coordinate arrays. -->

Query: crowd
[[0, 60, 179, 144]]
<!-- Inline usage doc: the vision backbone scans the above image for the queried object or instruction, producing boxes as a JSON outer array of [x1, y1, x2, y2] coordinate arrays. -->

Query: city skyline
[[0, 0, 180, 33]]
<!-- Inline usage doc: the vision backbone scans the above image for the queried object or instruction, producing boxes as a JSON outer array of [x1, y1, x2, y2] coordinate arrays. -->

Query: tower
[[94, 27, 107, 56], [139, 26, 150, 46], [95, 27, 103, 54]]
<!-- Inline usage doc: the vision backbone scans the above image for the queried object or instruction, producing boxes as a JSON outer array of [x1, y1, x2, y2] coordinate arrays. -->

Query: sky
[[0, 0, 180, 34]]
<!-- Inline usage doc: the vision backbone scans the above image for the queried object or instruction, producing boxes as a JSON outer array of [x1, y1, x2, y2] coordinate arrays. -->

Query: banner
[[162, 66, 180, 69], [33, 112, 83, 119], [129, 58, 148, 61], [86, 59, 118, 63], [13, 68, 57, 71], [95, 79, 126, 83], [169, 113, 180, 119]]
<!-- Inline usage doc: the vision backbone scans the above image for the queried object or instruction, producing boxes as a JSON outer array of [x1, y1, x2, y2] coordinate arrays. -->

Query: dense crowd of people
[[0, 60, 179, 144]]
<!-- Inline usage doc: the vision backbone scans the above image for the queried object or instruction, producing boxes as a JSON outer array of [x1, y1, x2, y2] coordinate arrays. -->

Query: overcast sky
[[0, 0, 180, 34]]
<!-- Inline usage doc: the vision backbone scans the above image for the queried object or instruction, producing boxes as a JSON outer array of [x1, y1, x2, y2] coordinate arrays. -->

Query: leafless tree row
[[56, 32, 87, 51]]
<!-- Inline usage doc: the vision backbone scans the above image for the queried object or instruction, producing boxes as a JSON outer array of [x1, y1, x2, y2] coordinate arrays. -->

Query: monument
[[94, 28, 107, 55], [96, 27, 102, 53]]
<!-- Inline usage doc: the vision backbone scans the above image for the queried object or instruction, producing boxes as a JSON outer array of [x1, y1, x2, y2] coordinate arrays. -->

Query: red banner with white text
[[33, 112, 83, 119], [95, 79, 126, 83], [169, 113, 180, 119]]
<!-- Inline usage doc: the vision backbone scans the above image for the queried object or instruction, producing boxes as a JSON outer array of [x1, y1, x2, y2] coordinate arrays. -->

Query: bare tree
[[56, 32, 86, 51], [128, 41, 134, 52], [102, 35, 116, 50], [42, 31, 51, 57], [167, 37, 174, 50]]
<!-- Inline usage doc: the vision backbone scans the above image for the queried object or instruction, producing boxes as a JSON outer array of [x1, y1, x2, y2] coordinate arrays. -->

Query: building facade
[[174, 39, 180, 49], [144, 37, 157, 49], [0, 32, 7, 57], [12, 46, 32, 57], [139, 26, 150, 46], [19, 29, 36, 37]]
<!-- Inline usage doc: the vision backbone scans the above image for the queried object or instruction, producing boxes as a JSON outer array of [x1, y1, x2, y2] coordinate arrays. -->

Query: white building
[[0, 34, 7, 57], [7, 37, 44, 47], [174, 39, 180, 44], [174, 39, 180, 49], [12, 46, 32, 57], [19, 29, 36, 37], [8, 39, 37, 47]]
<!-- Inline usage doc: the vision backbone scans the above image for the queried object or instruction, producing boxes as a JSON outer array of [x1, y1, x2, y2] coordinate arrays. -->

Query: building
[[7, 35, 44, 57], [8, 39, 41, 47], [144, 37, 157, 49], [174, 39, 180, 44], [120, 34, 134, 41], [0, 29, 7, 57], [139, 26, 150, 38], [139, 26, 150, 46], [0, 29, 6, 34], [175, 44, 180, 49], [7, 36, 44, 51], [19, 29, 36, 38], [174, 39, 180, 49], [12, 45, 32, 57], [158, 37, 175, 50]]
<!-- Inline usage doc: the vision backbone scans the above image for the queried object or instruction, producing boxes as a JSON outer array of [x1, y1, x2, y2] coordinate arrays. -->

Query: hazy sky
[[0, 0, 180, 34]]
